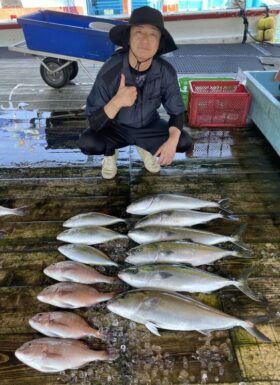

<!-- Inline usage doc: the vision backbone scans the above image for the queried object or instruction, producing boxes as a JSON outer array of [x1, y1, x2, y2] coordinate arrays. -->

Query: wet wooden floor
[[0, 54, 280, 385]]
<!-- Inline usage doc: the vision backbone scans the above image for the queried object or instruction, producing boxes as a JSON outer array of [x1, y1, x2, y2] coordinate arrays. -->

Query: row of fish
[[16, 212, 122, 373], [108, 194, 271, 343], [13, 194, 271, 374]]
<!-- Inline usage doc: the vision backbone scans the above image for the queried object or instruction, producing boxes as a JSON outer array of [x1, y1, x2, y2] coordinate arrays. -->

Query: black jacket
[[86, 51, 184, 132]]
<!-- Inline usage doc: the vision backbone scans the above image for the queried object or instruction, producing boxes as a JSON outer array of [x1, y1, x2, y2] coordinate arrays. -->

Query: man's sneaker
[[136, 146, 160, 173], [101, 150, 118, 179]]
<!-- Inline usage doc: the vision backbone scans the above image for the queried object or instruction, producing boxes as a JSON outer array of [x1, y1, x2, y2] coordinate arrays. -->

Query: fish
[[44, 261, 119, 284], [134, 209, 227, 228], [0, 205, 28, 217], [118, 264, 260, 301], [58, 244, 118, 266], [37, 282, 115, 309], [29, 311, 103, 339], [126, 194, 230, 215], [126, 241, 251, 266], [128, 225, 249, 250], [107, 290, 271, 342], [57, 226, 128, 245], [63, 212, 126, 228], [15, 338, 118, 372]]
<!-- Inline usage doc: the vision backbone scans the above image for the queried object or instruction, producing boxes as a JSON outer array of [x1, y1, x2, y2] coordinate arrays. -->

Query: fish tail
[[232, 224, 251, 252], [99, 292, 116, 302], [243, 321, 271, 342], [235, 249, 253, 259], [236, 268, 261, 302], [218, 199, 233, 214], [219, 210, 240, 222], [0, 229, 6, 238], [13, 206, 28, 216], [108, 276, 122, 284]]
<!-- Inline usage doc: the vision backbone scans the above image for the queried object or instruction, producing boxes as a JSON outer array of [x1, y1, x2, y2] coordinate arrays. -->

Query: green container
[[178, 76, 235, 110]]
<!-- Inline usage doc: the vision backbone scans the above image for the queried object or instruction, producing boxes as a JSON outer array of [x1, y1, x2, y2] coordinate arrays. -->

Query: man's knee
[[78, 128, 105, 155], [177, 128, 193, 152]]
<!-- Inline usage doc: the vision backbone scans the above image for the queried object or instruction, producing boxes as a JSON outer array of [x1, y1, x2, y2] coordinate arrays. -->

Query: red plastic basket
[[188, 80, 251, 128]]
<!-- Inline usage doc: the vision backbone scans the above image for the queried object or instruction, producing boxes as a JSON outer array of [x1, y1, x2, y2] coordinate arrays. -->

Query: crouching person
[[79, 6, 192, 179]]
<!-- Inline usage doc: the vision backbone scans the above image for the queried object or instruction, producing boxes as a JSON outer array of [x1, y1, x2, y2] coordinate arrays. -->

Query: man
[[79, 6, 192, 179]]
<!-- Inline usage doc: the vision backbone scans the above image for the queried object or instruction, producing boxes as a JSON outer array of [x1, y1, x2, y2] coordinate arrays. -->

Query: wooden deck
[[0, 53, 280, 385]]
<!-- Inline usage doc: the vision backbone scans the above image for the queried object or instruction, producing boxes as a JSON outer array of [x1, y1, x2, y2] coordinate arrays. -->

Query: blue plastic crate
[[18, 10, 126, 61]]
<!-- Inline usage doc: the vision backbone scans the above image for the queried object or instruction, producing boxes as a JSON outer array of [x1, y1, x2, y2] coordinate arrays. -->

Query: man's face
[[129, 24, 161, 61]]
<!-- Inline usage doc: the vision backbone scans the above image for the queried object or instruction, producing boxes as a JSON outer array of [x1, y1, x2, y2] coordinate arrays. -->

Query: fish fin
[[232, 224, 251, 251], [243, 321, 271, 342], [219, 210, 240, 222], [218, 199, 233, 215], [146, 322, 161, 336], [236, 268, 262, 302], [197, 329, 213, 335]]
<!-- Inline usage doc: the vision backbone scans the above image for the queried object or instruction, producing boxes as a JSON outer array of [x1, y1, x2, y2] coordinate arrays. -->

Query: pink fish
[[15, 338, 118, 372], [29, 311, 103, 339], [44, 261, 119, 284], [37, 282, 115, 308]]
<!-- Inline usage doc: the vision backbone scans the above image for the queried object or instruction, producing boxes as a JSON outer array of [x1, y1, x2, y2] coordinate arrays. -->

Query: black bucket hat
[[109, 6, 177, 55]]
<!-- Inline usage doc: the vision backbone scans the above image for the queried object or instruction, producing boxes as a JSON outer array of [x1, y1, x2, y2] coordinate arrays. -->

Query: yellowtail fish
[[107, 290, 270, 342], [127, 194, 230, 215], [126, 241, 251, 266], [118, 264, 260, 301]]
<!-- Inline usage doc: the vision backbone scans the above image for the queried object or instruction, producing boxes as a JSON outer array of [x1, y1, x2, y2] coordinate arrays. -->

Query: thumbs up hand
[[114, 74, 137, 108]]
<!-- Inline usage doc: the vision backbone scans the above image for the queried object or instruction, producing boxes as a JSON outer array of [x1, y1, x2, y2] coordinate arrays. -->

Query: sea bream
[[126, 241, 251, 266], [58, 244, 118, 266], [15, 338, 118, 373], [128, 225, 249, 250], [44, 261, 119, 284], [63, 212, 126, 228], [134, 209, 229, 228], [126, 194, 229, 215], [118, 264, 260, 301], [29, 311, 103, 339], [37, 282, 115, 309], [107, 290, 270, 342], [57, 226, 128, 245], [0, 205, 28, 217]]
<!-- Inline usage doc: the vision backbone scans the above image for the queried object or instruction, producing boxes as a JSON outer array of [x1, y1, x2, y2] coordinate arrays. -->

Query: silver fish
[[57, 226, 128, 245], [63, 212, 126, 228], [37, 282, 114, 309], [29, 311, 103, 339], [127, 194, 229, 215], [0, 205, 28, 217], [58, 244, 118, 266], [44, 261, 119, 284], [128, 225, 248, 249], [15, 338, 118, 372], [126, 241, 251, 266], [107, 290, 270, 342], [134, 209, 225, 228], [118, 264, 260, 301]]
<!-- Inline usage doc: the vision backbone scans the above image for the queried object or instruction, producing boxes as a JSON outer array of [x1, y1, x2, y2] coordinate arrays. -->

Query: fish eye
[[130, 268, 138, 275]]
